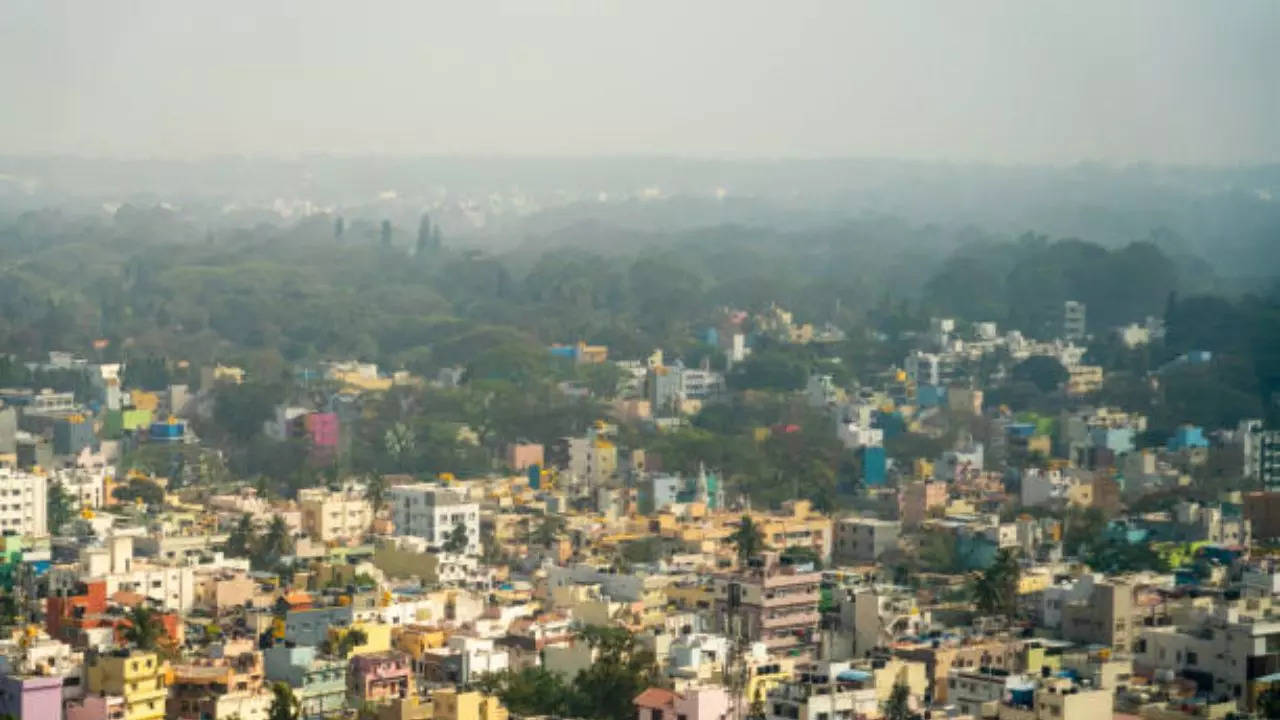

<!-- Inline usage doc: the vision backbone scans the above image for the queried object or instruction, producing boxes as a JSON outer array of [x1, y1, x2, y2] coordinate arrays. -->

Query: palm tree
[[122, 605, 162, 650], [255, 515, 293, 570], [972, 548, 1021, 622], [268, 682, 299, 720], [728, 515, 765, 563], [225, 514, 254, 558]]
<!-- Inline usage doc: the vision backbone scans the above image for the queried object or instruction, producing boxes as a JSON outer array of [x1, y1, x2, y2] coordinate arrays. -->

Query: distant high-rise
[[1063, 300, 1087, 341]]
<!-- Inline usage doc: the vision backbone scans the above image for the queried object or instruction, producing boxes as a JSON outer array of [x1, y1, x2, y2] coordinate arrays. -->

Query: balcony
[[762, 611, 821, 629], [763, 591, 820, 608]]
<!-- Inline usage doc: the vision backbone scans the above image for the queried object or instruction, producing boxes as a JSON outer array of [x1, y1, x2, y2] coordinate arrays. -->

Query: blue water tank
[[149, 421, 184, 441]]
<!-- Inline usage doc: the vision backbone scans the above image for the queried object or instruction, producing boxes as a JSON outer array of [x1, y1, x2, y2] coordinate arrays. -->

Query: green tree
[[779, 545, 822, 570], [225, 514, 254, 558], [364, 473, 388, 513], [268, 682, 300, 720], [47, 481, 75, 533], [728, 515, 766, 563], [480, 667, 574, 718], [255, 515, 293, 570], [569, 626, 663, 720], [1258, 687, 1280, 720], [1010, 355, 1068, 394], [916, 529, 959, 573], [530, 514, 566, 548], [882, 681, 912, 720], [335, 628, 368, 658], [727, 348, 808, 391], [122, 605, 163, 650], [971, 548, 1021, 622], [442, 520, 470, 554], [383, 423, 417, 472], [213, 382, 280, 442], [112, 478, 166, 507]]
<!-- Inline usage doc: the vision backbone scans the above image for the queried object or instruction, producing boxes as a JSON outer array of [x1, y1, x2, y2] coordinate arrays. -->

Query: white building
[[51, 467, 109, 511], [80, 534, 198, 611], [388, 484, 480, 555], [0, 468, 48, 536], [1064, 300, 1087, 341]]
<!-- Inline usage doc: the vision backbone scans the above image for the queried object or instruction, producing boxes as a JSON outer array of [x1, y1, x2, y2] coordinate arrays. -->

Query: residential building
[[0, 673, 63, 720], [1065, 364, 1103, 396], [432, 688, 509, 720], [1063, 301, 1086, 341], [832, 518, 900, 564], [633, 686, 728, 720], [264, 645, 346, 720], [66, 694, 126, 720], [998, 677, 1111, 720], [347, 651, 413, 707], [298, 488, 372, 545], [711, 551, 822, 656], [0, 468, 48, 537], [504, 443, 543, 471], [86, 650, 169, 720], [168, 641, 271, 720], [389, 485, 479, 556]]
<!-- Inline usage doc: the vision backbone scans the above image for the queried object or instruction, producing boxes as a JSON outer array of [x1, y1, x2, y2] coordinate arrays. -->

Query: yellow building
[[1066, 364, 1104, 396], [329, 620, 393, 657], [431, 688, 509, 720], [87, 650, 170, 720], [870, 658, 929, 704], [298, 488, 373, 545], [748, 500, 833, 561], [394, 625, 448, 660]]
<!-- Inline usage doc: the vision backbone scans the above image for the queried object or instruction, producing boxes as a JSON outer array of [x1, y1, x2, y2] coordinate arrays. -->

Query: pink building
[[899, 480, 948, 528], [347, 651, 413, 705], [305, 412, 340, 448], [634, 686, 730, 720], [67, 695, 126, 720], [505, 443, 544, 472]]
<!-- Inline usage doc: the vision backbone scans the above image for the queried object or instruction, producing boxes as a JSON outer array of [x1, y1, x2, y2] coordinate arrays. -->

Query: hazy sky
[[2, 0, 1277, 164]]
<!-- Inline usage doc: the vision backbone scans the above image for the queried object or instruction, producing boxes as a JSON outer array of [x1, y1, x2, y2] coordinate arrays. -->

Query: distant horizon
[[4, 152, 1280, 172]]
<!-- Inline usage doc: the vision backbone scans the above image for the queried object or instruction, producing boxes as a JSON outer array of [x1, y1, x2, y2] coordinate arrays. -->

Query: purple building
[[0, 674, 64, 719]]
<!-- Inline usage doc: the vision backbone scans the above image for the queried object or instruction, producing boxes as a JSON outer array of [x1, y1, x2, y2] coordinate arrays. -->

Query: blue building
[[1091, 427, 1135, 454], [862, 446, 887, 487], [1167, 425, 1209, 451], [53, 415, 94, 455], [915, 384, 945, 408]]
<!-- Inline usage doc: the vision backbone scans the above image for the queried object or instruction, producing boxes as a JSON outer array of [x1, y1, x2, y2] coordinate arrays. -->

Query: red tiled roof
[[633, 688, 677, 709]]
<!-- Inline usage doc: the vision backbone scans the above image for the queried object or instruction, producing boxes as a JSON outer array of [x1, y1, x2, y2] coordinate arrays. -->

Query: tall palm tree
[[972, 548, 1021, 622], [728, 515, 766, 563], [122, 605, 162, 650], [255, 515, 293, 570], [225, 514, 254, 558]]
